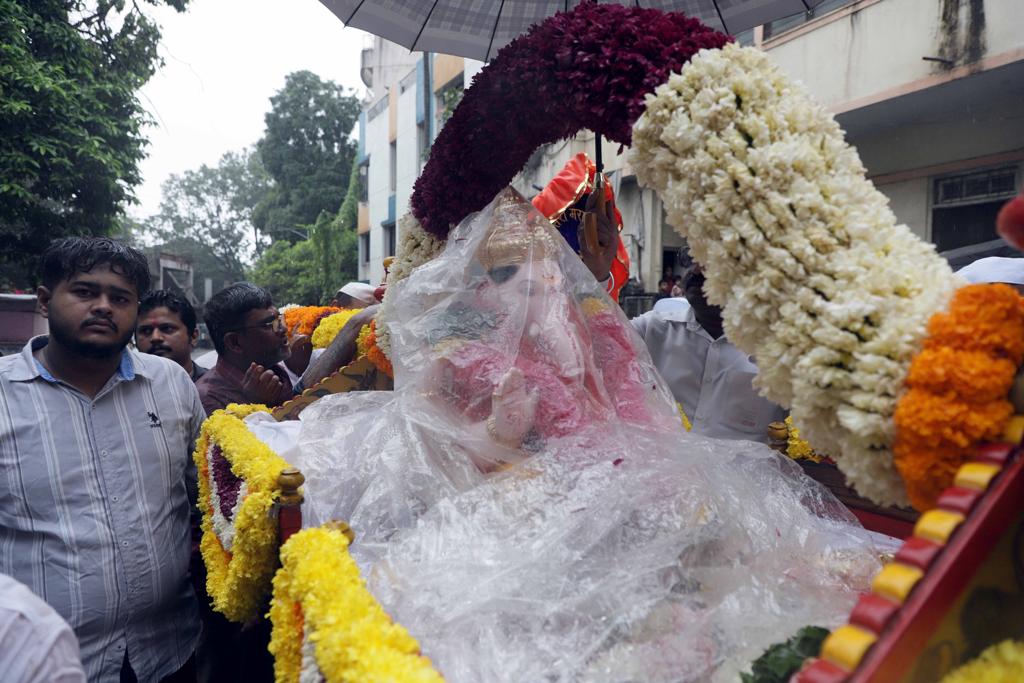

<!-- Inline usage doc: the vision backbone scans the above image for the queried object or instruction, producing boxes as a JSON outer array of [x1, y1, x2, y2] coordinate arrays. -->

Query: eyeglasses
[[227, 314, 285, 334]]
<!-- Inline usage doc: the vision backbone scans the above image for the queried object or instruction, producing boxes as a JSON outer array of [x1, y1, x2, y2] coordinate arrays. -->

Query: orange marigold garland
[[364, 319, 394, 378], [894, 284, 1024, 510], [283, 306, 342, 338]]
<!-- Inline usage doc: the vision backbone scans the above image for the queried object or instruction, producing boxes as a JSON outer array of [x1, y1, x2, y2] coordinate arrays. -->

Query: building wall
[[766, 0, 1024, 266], [357, 0, 1023, 291], [764, 0, 1023, 110]]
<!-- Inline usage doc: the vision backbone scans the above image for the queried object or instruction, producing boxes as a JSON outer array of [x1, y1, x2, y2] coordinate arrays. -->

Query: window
[[360, 233, 370, 266], [384, 224, 396, 257], [733, 28, 755, 46], [931, 166, 1019, 267], [389, 141, 397, 193], [358, 161, 369, 203]]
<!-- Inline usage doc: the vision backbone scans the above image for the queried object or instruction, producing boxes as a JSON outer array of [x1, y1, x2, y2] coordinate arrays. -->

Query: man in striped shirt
[[0, 238, 202, 682]]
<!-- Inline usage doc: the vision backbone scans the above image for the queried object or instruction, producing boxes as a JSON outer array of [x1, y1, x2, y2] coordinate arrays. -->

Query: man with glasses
[[196, 283, 296, 416]]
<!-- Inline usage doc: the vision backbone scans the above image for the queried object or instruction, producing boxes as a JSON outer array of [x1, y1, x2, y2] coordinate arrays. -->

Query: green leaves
[[253, 70, 360, 242], [0, 0, 190, 287], [740, 625, 830, 683]]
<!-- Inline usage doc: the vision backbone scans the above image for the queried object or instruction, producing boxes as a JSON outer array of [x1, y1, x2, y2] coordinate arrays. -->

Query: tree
[[249, 239, 322, 306], [147, 148, 271, 284], [305, 157, 362, 300], [253, 71, 361, 242], [0, 0, 190, 287]]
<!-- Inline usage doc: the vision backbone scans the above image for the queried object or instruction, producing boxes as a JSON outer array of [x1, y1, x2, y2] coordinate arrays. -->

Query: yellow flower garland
[[310, 310, 359, 349], [194, 403, 296, 622], [356, 322, 373, 358], [939, 640, 1024, 683], [270, 527, 446, 683], [784, 416, 824, 463]]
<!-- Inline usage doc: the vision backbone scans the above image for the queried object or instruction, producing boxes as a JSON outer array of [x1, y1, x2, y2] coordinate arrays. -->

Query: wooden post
[[324, 519, 356, 546], [277, 468, 305, 545], [767, 421, 789, 455]]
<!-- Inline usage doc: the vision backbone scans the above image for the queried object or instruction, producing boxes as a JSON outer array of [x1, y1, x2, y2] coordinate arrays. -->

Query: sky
[[132, 0, 369, 218]]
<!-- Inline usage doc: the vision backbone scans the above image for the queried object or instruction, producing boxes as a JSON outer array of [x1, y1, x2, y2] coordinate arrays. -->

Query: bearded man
[[0, 237, 202, 681]]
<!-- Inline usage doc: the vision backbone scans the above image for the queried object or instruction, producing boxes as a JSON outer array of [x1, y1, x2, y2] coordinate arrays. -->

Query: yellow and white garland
[[310, 309, 359, 349], [194, 403, 296, 622], [269, 526, 446, 683], [631, 44, 959, 506]]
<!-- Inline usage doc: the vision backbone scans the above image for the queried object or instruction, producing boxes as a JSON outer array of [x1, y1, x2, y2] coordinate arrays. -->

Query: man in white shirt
[[630, 264, 786, 442], [0, 573, 86, 683]]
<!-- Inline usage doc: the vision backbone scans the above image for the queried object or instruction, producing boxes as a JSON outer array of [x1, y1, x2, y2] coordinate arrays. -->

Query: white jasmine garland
[[631, 44, 959, 506], [298, 622, 322, 683], [377, 213, 447, 356]]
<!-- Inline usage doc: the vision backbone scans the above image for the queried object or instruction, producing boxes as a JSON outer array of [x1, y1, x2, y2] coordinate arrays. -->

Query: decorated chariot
[[193, 4, 1024, 681]]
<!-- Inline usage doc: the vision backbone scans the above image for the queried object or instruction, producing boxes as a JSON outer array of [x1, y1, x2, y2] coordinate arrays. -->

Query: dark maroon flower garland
[[410, 1, 729, 238], [211, 445, 243, 520]]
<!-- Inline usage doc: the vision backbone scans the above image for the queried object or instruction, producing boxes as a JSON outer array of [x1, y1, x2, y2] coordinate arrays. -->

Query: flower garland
[[310, 309, 359, 350], [363, 319, 394, 378], [284, 306, 342, 338], [784, 416, 824, 463], [630, 43, 959, 506], [269, 527, 445, 683], [893, 283, 1024, 509], [379, 6, 727, 356], [409, 3, 728, 239], [938, 640, 1024, 683], [355, 322, 373, 359], [194, 403, 296, 622]]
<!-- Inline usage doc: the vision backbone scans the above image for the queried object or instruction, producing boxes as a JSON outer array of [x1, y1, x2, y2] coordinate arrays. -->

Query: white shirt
[[0, 573, 86, 683], [631, 308, 786, 442]]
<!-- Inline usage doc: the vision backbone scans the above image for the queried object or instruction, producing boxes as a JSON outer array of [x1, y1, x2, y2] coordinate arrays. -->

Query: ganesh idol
[[250, 188, 894, 682]]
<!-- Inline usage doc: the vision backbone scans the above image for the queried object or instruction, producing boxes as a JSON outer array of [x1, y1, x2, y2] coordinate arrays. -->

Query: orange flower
[[282, 306, 342, 338], [905, 348, 1017, 404], [365, 319, 394, 378], [893, 284, 1024, 511]]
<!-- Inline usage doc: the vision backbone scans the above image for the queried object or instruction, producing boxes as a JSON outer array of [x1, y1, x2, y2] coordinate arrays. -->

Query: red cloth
[[532, 153, 631, 301]]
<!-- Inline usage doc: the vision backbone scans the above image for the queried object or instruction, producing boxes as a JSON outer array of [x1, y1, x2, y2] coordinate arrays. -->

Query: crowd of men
[[1, 233, 1021, 683]]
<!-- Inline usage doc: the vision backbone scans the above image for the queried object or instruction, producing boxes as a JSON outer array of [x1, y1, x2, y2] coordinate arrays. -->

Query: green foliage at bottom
[[740, 625, 830, 683]]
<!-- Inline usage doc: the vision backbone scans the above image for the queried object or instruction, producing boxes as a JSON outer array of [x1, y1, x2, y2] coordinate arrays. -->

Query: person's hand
[[488, 367, 539, 448], [242, 363, 284, 404], [284, 334, 312, 375], [579, 183, 618, 283]]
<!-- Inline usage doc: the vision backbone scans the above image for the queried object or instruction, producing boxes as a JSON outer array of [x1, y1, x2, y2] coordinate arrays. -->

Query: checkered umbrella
[[319, 0, 818, 62]]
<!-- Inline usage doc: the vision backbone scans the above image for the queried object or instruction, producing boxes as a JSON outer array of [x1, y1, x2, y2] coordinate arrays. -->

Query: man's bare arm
[[299, 305, 380, 389]]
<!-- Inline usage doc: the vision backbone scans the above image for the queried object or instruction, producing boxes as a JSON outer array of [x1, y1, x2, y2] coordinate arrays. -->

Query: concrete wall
[[765, 0, 1024, 110]]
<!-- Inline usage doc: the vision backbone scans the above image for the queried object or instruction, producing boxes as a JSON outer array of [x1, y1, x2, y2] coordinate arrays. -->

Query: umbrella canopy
[[319, 0, 819, 62]]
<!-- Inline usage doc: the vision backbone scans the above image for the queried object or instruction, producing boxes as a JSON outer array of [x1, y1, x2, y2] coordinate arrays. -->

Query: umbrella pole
[[595, 131, 603, 173]]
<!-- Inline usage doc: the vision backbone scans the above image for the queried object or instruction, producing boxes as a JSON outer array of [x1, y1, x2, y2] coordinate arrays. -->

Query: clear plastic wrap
[[283, 189, 894, 681]]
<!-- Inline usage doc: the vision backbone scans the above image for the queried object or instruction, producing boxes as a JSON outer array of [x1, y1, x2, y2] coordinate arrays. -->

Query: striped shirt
[[0, 337, 202, 682], [0, 572, 85, 683]]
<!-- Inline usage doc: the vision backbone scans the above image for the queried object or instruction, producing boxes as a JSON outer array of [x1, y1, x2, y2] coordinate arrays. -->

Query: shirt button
[[101, 450, 108, 457], [122, 541, 129, 547], [112, 496, 118, 502]]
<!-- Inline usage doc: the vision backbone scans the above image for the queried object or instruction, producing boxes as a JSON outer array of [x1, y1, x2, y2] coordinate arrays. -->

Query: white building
[[356, 0, 1023, 292], [356, 38, 483, 285]]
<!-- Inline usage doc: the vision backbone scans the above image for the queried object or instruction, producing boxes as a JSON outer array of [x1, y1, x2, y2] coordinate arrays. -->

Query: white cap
[[956, 257, 1024, 285], [337, 282, 376, 306]]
